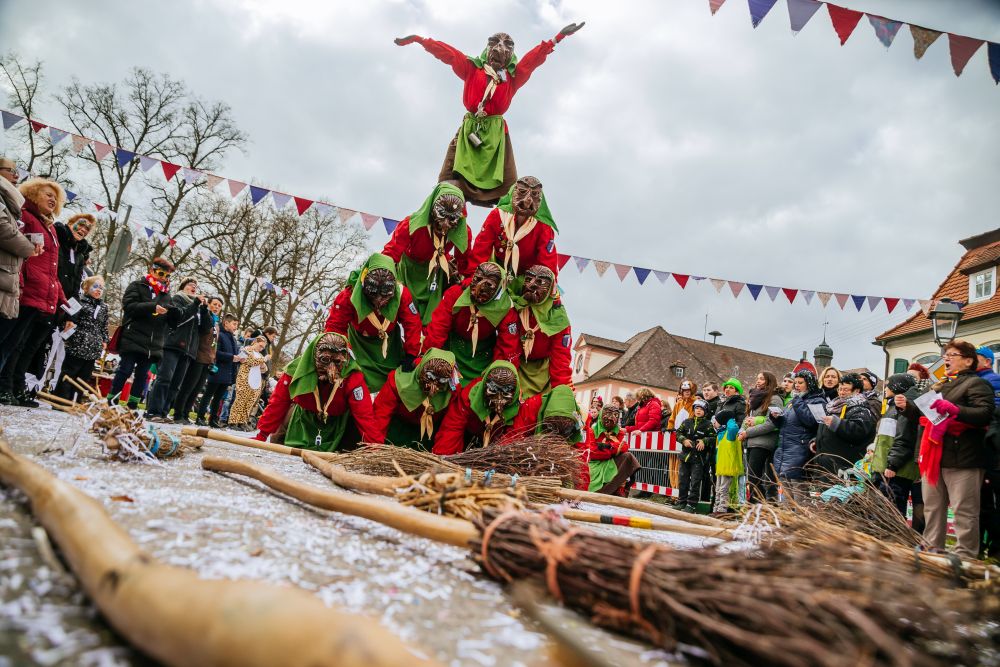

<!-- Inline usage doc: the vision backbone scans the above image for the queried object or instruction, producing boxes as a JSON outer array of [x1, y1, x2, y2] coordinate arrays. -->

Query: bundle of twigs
[[391, 465, 528, 521], [444, 433, 580, 487]]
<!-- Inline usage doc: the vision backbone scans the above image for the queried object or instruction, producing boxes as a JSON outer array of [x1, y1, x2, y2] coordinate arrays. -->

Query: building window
[[892, 358, 908, 374], [670, 365, 685, 378], [915, 353, 939, 367], [575, 354, 584, 373], [969, 267, 996, 303]]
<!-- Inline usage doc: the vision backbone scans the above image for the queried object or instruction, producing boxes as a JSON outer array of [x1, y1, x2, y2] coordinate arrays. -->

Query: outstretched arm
[[395, 35, 474, 79]]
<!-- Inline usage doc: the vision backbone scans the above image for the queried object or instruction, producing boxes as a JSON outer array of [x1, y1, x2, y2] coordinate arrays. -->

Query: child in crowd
[[227, 335, 269, 431], [676, 399, 715, 512]]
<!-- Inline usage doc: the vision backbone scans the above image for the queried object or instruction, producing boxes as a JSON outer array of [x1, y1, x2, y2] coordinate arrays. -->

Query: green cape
[[497, 183, 557, 232], [347, 253, 401, 322], [468, 49, 519, 77], [534, 385, 585, 444], [452, 262, 512, 327], [510, 275, 570, 336], [467, 360, 520, 425], [407, 182, 468, 252], [394, 348, 457, 413], [286, 332, 360, 401]]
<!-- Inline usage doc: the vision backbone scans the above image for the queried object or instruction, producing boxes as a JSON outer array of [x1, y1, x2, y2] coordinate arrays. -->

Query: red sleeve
[[381, 217, 412, 263], [548, 325, 572, 387], [345, 371, 377, 443], [626, 399, 662, 434], [535, 225, 559, 278], [397, 288, 423, 357], [325, 288, 356, 334], [492, 309, 521, 367], [432, 386, 472, 455], [422, 285, 461, 351], [466, 209, 501, 276], [255, 373, 292, 440], [371, 372, 401, 443], [507, 394, 542, 439], [587, 433, 614, 461], [416, 37, 475, 80], [454, 226, 473, 276], [511, 39, 556, 93]]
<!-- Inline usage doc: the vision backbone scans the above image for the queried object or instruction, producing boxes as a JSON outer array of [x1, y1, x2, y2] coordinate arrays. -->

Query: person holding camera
[[145, 277, 206, 421]]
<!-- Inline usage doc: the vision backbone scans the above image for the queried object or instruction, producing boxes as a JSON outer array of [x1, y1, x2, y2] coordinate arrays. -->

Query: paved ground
[[0, 404, 726, 667]]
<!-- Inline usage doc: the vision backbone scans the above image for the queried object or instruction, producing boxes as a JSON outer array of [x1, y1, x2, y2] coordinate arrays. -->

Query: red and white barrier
[[628, 430, 681, 497]]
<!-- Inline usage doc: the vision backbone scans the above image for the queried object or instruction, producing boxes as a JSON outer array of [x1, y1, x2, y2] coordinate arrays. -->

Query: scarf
[[286, 333, 360, 421], [407, 183, 469, 282], [467, 360, 520, 447], [452, 262, 512, 357], [468, 48, 519, 77], [394, 348, 457, 440], [917, 416, 972, 487], [496, 183, 558, 232], [509, 275, 571, 357], [145, 273, 170, 296], [347, 253, 402, 356], [747, 388, 771, 412]]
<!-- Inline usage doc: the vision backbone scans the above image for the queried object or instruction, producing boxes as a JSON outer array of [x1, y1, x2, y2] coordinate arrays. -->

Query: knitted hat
[[722, 378, 743, 395], [693, 399, 708, 412], [885, 373, 916, 395], [860, 371, 879, 389]]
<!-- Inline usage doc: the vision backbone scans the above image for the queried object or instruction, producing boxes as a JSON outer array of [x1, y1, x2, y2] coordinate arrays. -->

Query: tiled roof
[[581, 326, 798, 392], [877, 235, 1000, 342], [578, 333, 628, 352]]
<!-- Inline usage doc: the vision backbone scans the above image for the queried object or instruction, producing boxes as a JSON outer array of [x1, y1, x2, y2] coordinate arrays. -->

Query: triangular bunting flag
[[48, 128, 69, 144], [92, 142, 113, 161], [115, 149, 135, 168], [884, 297, 899, 313], [990, 43, 1000, 85], [710, 278, 725, 293], [948, 34, 984, 76], [271, 191, 291, 209], [764, 285, 781, 301], [360, 212, 379, 229], [574, 256, 591, 273], [672, 273, 690, 289], [181, 167, 202, 184], [911, 25, 942, 59], [29, 120, 46, 134], [205, 174, 224, 190], [748, 0, 779, 28], [249, 185, 269, 205], [313, 203, 334, 217], [613, 264, 632, 281], [383, 218, 399, 234], [227, 180, 247, 197], [593, 260, 611, 277], [801, 290, 815, 304], [747, 284, 763, 300], [787, 0, 821, 34], [709, 0, 726, 15], [902, 298, 916, 312], [66, 190, 77, 202], [867, 296, 882, 311], [851, 295, 866, 311], [338, 208, 358, 223], [209, 257, 219, 268], [653, 270, 671, 284], [728, 281, 745, 297], [918, 299, 934, 316], [867, 15, 902, 48], [556, 253, 571, 271], [782, 287, 798, 303], [827, 5, 864, 45], [294, 197, 314, 216], [1, 111, 23, 130], [15, 167, 28, 181], [161, 161, 181, 181], [634, 267, 651, 285], [834, 293, 849, 309], [144, 227, 155, 239], [138, 155, 158, 172], [93, 203, 104, 212], [71, 135, 90, 154], [817, 292, 833, 307]]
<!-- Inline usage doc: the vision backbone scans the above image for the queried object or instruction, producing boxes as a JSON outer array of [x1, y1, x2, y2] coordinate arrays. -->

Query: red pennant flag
[[168, 238, 177, 247], [294, 196, 314, 216], [884, 297, 899, 313], [92, 142, 113, 161], [708, 0, 726, 14], [613, 264, 631, 281], [827, 4, 863, 45], [834, 293, 849, 309], [94, 203, 104, 211], [161, 161, 181, 181], [782, 288, 798, 303], [556, 253, 571, 271], [948, 34, 984, 76], [227, 180, 247, 197], [29, 120, 47, 134], [672, 273, 690, 289]]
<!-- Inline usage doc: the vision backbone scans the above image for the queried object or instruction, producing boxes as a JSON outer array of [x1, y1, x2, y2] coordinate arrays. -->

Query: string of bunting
[[709, 0, 1000, 84], [3, 109, 931, 316]]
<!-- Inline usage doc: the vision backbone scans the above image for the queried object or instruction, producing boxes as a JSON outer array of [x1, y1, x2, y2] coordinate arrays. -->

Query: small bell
[[429, 279, 438, 293], [315, 434, 323, 449]]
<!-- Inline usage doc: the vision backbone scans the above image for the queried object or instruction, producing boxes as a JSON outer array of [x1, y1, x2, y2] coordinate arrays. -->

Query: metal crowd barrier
[[628, 430, 681, 497]]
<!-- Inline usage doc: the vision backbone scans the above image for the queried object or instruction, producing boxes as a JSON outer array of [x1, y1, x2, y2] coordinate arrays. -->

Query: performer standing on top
[[466, 176, 559, 280], [394, 24, 585, 206], [382, 183, 471, 324], [509, 264, 571, 399]]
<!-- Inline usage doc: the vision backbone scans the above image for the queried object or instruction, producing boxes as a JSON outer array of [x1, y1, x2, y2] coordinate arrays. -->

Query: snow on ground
[[0, 404, 722, 666]]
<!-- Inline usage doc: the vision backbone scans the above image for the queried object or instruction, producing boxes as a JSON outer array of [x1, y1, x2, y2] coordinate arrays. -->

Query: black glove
[[597, 443, 612, 452]]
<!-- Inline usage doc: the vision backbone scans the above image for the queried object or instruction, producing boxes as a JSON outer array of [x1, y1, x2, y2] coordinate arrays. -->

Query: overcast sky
[[2, 0, 998, 375]]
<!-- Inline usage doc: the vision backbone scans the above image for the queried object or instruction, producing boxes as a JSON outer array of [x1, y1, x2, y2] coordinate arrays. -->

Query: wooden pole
[[556, 488, 726, 527], [0, 435, 439, 667], [181, 427, 338, 460], [202, 455, 478, 549], [553, 508, 732, 539]]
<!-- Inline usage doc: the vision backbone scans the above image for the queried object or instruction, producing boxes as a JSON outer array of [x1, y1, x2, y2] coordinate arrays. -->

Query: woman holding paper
[[55, 276, 109, 400]]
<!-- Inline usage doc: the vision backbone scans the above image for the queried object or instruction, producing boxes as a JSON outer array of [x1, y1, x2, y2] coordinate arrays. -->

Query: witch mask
[[419, 358, 455, 398], [511, 176, 542, 218], [485, 32, 515, 71], [483, 366, 517, 414], [362, 267, 396, 312], [521, 265, 554, 305], [315, 333, 350, 382], [600, 406, 621, 432], [470, 263, 503, 305], [431, 193, 464, 238]]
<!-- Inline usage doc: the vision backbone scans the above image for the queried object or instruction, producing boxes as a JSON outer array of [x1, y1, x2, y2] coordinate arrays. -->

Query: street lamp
[[929, 298, 964, 349]]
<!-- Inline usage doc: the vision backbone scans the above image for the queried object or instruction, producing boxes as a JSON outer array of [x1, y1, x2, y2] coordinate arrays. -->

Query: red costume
[[466, 207, 558, 279], [324, 285, 423, 358], [432, 378, 512, 456], [516, 310, 572, 388], [381, 216, 472, 277], [371, 369, 453, 444], [421, 283, 520, 364], [255, 371, 377, 443]]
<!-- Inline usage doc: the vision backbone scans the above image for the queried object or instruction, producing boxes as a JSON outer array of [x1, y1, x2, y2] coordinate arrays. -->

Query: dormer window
[[670, 364, 685, 378], [969, 267, 996, 303]]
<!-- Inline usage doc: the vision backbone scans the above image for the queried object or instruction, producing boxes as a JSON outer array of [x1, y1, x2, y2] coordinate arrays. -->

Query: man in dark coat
[[145, 277, 206, 421], [171, 295, 222, 424]]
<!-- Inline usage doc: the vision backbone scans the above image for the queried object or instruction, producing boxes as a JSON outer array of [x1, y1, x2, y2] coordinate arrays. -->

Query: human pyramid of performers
[[253, 22, 635, 493]]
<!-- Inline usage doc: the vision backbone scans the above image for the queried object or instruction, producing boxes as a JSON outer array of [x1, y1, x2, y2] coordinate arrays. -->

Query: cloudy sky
[[2, 0, 998, 375]]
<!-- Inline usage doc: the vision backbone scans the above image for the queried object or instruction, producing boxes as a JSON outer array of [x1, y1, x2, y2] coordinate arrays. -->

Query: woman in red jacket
[[0, 178, 66, 407], [624, 387, 663, 434]]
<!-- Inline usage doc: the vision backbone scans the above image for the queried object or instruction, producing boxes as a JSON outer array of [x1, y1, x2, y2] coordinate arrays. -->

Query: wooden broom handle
[[181, 426, 338, 460], [556, 488, 726, 528]]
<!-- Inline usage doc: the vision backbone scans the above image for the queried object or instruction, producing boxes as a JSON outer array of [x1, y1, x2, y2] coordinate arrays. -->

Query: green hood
[[468, 360, 520, 424], [591, 410, 622, 440], [510, 274, 570, 336], [468, 49, 519, 77], [497, 183, 557, 232], [394, 348, 457, 413], [453, 261, 513, 327], [286, 332, 361, 400], [535, 385, 585, 444], [407, 182, 468, 252], [347, 253, 401, 321]]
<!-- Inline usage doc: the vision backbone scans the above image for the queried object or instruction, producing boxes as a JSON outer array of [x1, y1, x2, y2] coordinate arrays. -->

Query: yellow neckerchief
[[363, 311, 392, 358], [419, 397, 436, 440], [498, 210, 538, 277], [427, 232, 451, 281], [467, 305, 482, 358], [517, 307, 540, 358], [312, 378, 343, 423], [478, 64, 502, 114], [482, 413, 502, 448]]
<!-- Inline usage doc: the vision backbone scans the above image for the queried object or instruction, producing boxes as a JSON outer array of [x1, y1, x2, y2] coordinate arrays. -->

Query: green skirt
[[347, 324, 402, 393], [448, 331, 496, 386], [588, 459, 619, 493], [453, 113, 506, 191], [284, 405, 349, 452], [384, 418, 432, 451], [518, 357, 550, 400], [397, 253, 443, 326]]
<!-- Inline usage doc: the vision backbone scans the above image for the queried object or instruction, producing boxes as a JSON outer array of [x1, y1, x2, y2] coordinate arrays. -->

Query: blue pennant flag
[[748, 0, 779, 28], [250, 186, 269, 205], [383, 217, 399, 234], [747, 283, 763, 300], [209, 257, 219, 268], [48, 128, 69, 144], [1, 111, 23, 130], [264, 281, 274, 292], [144, 227, 155, 239], [574, 256, 591, 272], [66, 190, 77, 202], [633, 267, 651, 285], [115, 149, 136, 168], [990, 42, 1000, 85], [851, 295, 866, 311]]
